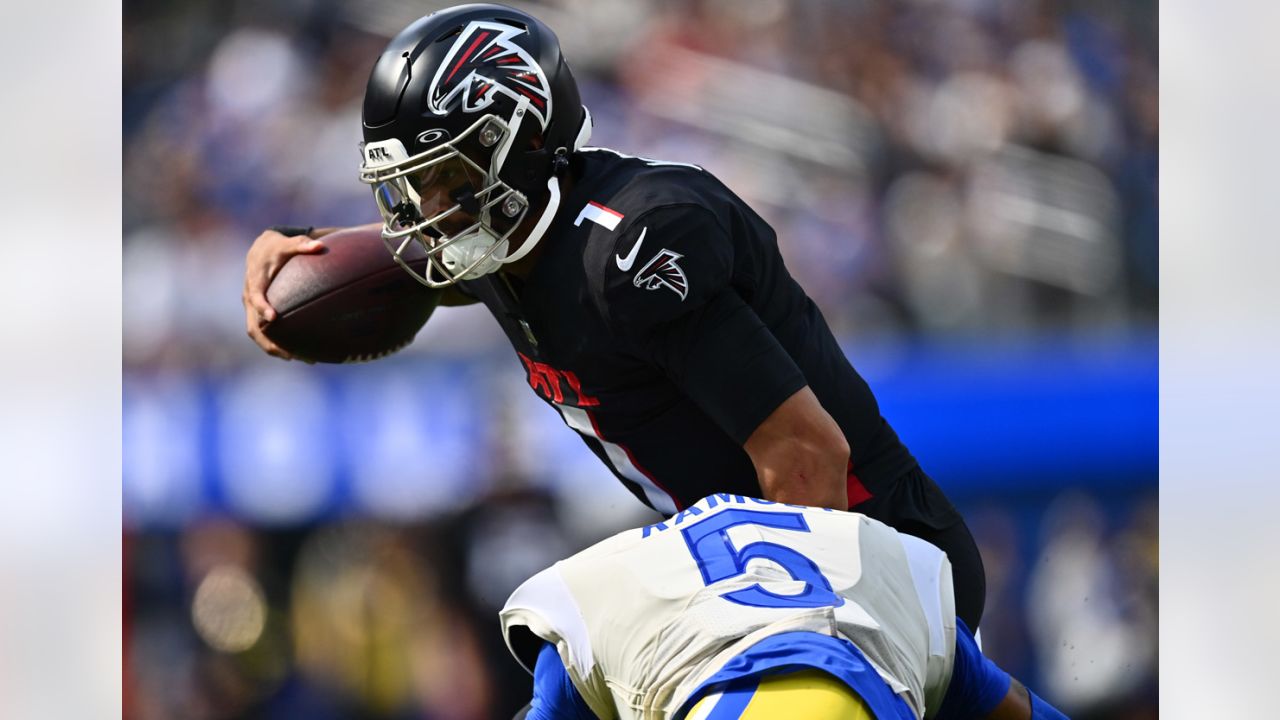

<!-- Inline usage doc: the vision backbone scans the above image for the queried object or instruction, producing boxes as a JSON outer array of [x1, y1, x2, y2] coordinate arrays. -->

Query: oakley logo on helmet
[[415, 128, 452, 147], [427, 20, 553, 129], [633, 249, 689, 301]]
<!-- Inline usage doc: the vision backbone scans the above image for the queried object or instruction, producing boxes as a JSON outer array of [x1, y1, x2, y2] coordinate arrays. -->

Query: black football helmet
[[359, 3, 592, 287]]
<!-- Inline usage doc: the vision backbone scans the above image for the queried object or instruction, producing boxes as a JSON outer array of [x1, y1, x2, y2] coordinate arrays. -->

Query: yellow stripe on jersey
[[686, 669, 875, 720]]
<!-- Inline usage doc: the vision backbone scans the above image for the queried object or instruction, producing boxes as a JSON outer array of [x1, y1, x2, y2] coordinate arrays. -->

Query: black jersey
[[461, 148, 917, 514]]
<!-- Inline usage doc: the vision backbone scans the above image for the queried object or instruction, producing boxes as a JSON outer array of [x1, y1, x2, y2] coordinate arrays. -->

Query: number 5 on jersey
[[681, 509, 844, 609]]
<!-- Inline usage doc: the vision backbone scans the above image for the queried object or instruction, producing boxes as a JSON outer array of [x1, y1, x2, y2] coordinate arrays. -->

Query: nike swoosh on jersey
[[615, 227, 647, 271]]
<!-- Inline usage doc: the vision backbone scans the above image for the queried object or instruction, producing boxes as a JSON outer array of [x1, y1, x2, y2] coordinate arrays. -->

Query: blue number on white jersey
[[680, 508, 844, 609]]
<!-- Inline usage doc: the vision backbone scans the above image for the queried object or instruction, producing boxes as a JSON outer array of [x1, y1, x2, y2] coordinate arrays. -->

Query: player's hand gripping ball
[[264, 226, 441, 363]]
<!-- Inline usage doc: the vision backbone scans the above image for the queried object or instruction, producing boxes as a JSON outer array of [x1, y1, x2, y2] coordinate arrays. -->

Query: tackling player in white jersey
[[500, 494, 1067, 719]]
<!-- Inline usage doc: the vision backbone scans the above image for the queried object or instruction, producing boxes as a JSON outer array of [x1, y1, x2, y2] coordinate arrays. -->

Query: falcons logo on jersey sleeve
[[633, 249, 689, 301], [427, 21, 553, 129]]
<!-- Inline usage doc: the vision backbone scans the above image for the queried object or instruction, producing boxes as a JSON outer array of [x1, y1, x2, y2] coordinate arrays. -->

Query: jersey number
[[680, 508, 844, 609]]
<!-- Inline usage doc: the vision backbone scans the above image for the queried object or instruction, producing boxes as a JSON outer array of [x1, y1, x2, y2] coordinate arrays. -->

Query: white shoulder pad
[[499, 565, 594, 678]]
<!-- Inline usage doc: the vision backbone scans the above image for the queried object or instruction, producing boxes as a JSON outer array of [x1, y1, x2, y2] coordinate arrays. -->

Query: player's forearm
[[982, 680, 1031, 720], [751, 444, 848, 509], [984, 679, 1069, 720], [745, 388, 850, 511]]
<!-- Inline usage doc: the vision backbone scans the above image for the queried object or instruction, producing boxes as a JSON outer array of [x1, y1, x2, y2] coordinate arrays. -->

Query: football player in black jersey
[[242, 3, 987, 629]]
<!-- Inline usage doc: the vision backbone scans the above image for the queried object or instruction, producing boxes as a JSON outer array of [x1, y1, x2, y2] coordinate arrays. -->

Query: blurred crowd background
[[123, 0, 1157, 718]]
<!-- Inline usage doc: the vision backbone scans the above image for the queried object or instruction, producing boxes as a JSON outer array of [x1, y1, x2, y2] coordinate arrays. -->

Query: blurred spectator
[[1027, 492, 1158, 719]]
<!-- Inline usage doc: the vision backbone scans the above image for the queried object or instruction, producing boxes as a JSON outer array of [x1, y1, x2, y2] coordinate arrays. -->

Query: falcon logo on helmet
[[427, 21, 553, 130], [633, 249, 689, 301]]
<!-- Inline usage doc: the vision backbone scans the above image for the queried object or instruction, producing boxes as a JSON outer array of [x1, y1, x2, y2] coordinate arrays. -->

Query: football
[[264, 225, 442, 363]]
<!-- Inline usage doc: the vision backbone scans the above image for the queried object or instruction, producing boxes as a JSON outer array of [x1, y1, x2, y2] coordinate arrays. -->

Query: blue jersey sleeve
[[935, 618, 1012, 720], [524, 641, 598, 720]]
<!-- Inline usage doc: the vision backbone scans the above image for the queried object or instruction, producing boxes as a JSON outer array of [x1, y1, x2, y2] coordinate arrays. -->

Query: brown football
[[264, 225, 441, 363]]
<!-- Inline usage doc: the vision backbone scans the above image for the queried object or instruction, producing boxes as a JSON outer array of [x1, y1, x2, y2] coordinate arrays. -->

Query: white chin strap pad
[[499, 174, 560, 265], [494, 105, 589, 266]]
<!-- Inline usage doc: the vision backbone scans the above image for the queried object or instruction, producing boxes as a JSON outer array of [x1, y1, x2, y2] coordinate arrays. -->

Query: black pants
[[854, 467, 987, 629]]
